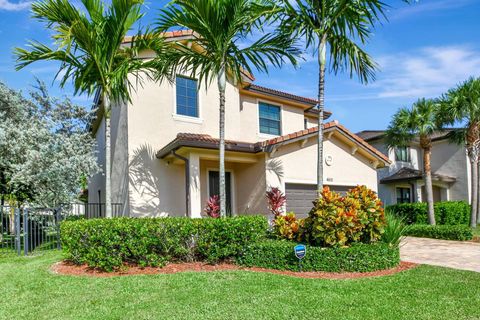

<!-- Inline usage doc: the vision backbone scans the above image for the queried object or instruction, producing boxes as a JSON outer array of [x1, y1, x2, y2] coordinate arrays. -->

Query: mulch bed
[[51, 261, 417, 279]]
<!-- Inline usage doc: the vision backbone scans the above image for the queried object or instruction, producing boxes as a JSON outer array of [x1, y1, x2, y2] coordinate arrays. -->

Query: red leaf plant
[[204, 195, 221, 218], [266, 187, 287, 217]]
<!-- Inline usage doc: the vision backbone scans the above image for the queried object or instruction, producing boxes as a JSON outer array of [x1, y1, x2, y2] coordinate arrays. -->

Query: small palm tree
[[157, 0, 300, 217], [14, 0, 171, 218], [440, 77, 480, 227], [386, 98, 440, 225], [277, 0, 410, 196]]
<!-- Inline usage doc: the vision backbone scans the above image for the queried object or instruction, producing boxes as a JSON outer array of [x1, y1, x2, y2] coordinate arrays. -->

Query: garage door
[[285, 183, 352, 217]]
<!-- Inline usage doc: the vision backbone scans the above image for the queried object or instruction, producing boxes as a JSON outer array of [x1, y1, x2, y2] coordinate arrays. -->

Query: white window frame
[[257, 99, 283, 139], [172, 74, 203, 123]]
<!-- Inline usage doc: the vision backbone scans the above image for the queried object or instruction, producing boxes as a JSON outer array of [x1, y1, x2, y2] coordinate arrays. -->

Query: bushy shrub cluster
[[387, 201, 470, 225], [405, 224, 473, 241], [61, 216, 267, 271], [301, 186, 386, 247], [236, 240, 399, 272], [273, 212, 301, 241]]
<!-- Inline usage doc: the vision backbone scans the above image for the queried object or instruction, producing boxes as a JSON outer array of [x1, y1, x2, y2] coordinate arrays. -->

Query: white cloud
[[0, 0, 31, 11], [374, 45, 480, 99]]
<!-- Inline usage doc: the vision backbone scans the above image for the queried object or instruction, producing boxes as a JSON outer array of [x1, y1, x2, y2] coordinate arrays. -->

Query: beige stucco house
[[88, 30, 390, 217], [357, 130, 470, 206]]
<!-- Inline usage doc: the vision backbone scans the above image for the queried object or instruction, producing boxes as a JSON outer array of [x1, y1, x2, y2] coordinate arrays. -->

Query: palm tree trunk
[[104, 94, 112, 219], [477, 160, 480, 224], [317, 39, 327, 196], [217, 66, 227, 218], [422, 143, 436, 225], [469, 155, 478, 227]]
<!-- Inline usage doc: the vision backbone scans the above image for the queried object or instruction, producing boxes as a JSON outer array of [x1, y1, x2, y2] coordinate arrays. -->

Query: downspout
[[171, 151, 190, 217]]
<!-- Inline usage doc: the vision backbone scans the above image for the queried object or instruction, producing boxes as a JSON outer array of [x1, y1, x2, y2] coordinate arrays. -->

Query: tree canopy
[[0, 81, 99, 207]]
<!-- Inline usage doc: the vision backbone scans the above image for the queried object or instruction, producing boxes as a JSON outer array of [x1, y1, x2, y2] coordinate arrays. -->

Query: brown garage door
[[285, 183, 352, 217]]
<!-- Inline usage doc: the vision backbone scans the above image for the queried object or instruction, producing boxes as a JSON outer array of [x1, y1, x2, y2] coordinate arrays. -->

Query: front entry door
[[208, 171, 232, 216]]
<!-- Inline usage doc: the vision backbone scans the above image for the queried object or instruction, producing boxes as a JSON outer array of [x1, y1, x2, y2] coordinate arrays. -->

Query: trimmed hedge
[[236, 240, 400, 272], [405, 224, 473, 241], [387, 201, 470, 225], [61, 216, 268, 271]]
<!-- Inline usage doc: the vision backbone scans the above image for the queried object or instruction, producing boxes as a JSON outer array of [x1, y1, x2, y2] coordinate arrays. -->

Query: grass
[[473, 227, 480, 236], [0, 252, 479, 320], [473, 227, 480, 241]]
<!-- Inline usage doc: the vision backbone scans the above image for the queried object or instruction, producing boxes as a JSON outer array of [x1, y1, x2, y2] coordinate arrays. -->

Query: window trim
[[394, 146, 410, 162], [257, 99, 282, 137], [173, 74, 201, 121], [396, 187, 412, 204]]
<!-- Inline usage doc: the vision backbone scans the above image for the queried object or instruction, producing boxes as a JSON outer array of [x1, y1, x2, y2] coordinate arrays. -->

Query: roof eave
[[156, 139, 262, 159]]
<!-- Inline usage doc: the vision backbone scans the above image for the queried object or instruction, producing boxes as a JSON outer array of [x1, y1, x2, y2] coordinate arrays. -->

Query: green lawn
[[1, 252, 479, 320], [473, 227, 480, 237]]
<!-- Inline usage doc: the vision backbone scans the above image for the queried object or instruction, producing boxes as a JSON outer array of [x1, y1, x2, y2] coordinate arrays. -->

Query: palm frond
[[155, 0, 300, 87], [15, 0, 172, 104], [385, 98, 441, 149], [328, 34, 377, 83]]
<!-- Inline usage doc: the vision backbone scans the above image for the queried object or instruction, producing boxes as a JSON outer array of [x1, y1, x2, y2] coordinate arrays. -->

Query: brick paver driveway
[[400, 236, 480, 273]]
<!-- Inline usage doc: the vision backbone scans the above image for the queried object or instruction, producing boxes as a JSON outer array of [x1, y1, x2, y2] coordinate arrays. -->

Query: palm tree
[[14, 0, 171, 218], [157, 0, 300, 217], [277, 0, 410, 196], [440, 77, 480, 227], [386, 99, 440, 225]]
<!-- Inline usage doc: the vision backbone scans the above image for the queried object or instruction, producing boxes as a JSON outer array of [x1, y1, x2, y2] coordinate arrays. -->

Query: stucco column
[[189, 153, 202, 218], [415, 182, 423, 203]]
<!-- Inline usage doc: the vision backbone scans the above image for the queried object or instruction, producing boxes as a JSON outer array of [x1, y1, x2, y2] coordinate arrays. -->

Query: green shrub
[[273, 212, 302, 241], [382, 210, 408, 247], [237, 240, 399, 272], [405, 224, 473, 241], [387, 201, 470, 225], [61, 216, 268, 271], [301, 186, 385, 247], [435, 202, 470, 225], [347, 185, 386, 242]]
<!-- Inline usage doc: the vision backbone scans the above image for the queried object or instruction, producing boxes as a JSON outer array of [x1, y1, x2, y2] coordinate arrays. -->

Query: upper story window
[[259, 102, 281, 135], [395, 146, 410, 162], [176, 75, 198, 118]]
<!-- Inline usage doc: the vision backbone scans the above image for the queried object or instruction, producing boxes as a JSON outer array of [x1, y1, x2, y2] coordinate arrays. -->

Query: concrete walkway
[[400, 237, 480, 273]]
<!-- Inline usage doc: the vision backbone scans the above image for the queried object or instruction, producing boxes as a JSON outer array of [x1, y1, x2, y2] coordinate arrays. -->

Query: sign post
[[294, 244, 306, 272]]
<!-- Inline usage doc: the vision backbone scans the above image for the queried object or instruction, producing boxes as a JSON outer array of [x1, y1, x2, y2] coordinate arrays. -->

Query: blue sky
[[1, 0, 479, 132]]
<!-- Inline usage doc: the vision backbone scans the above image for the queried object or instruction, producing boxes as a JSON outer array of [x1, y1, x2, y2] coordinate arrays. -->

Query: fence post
[[56, 207, 62, 250], [23, 208, 28, 256], [15, 208, 21, 256]]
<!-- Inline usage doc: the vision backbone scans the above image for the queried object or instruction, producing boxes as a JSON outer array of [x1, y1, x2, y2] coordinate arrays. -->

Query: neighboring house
[[88, 30, 390, 217], [357, 130, 470, 206]]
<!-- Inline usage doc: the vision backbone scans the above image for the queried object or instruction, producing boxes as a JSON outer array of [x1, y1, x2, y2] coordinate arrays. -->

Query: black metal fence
[[0, 203, 124, 257]]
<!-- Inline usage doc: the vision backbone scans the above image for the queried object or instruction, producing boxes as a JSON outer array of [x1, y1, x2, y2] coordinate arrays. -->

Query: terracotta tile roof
[[380, 167, 456, 184], [356, 130, 386, 142], [242, 84, 332, 118], [261, 121, 390, 164], [157, 121, 390, 165], [156, 133, 262, 158], [244, 84, 318, 105]]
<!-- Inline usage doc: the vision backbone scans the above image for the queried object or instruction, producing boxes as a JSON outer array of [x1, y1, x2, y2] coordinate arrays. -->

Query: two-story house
[[357, 129, 470, 206], [88, 30, 390, 217]]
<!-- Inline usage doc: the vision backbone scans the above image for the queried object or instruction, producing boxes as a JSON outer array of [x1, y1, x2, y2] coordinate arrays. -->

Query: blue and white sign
[[294, 244, 306, 260]]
